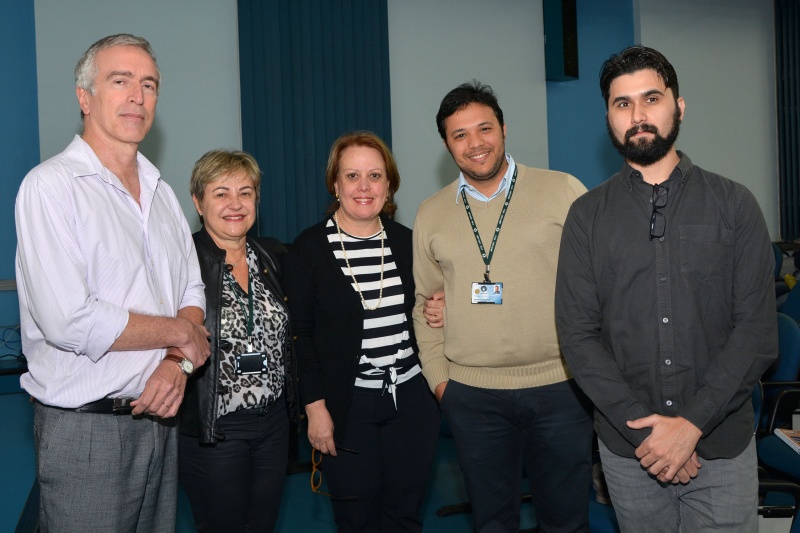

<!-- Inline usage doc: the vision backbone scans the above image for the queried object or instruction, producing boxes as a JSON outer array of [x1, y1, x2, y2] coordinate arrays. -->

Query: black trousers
[[321, 375, 439, 532], [441, 379, 594, 533], [179, 395, 289, 533]]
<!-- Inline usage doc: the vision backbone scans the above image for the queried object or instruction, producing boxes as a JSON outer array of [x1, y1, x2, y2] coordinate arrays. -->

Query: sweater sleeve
[[412, 202, 449, 393]]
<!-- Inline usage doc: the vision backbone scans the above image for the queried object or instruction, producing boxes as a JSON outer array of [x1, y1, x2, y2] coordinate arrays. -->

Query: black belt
[[37, 397, 135, 415]]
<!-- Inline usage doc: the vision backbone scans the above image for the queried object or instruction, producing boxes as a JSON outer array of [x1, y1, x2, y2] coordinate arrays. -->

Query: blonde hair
[[190, 149, 262, 202]]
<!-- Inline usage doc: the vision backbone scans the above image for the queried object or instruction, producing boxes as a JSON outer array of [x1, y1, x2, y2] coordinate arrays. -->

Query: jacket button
[[284, 296, 289, 302], [263, 268, 268, 275], [293, 335, 298, 341]]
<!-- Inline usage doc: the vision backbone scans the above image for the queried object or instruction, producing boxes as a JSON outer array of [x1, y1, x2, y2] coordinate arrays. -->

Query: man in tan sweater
[[412, 81, 592, 532]]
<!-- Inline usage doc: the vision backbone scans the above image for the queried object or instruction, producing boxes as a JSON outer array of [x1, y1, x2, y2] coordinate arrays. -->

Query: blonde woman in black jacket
[[179, 149, 298, 533]]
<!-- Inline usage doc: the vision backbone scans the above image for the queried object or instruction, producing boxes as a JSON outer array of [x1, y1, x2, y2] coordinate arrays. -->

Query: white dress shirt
[[15, 135, 205, 407]]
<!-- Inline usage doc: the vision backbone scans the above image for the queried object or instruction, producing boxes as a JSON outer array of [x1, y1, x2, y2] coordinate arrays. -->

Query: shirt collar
[[622, 150, 694, 190], [455, 153, 515, 204], [67, 134, 161, 191]]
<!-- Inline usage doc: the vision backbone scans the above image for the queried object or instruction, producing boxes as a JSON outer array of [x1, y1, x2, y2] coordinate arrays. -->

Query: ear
[[76, 86, 90, 117], [192, 194, 203, 216], [676, 97, 686, 122], [502, 123, 507, 138], [333, 181, 340, 198]]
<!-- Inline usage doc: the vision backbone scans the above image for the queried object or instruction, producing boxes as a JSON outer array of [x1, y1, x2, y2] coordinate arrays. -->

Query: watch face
[[180, 359, 194, 374]]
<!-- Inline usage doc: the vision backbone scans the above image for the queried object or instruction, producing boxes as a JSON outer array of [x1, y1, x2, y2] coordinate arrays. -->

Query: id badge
[[235, 351, 268, 375], [471, 282, 503, 304]]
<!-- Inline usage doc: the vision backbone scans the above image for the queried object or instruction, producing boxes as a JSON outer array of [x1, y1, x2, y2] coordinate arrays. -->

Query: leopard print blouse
[[217, 245, 288, 417]]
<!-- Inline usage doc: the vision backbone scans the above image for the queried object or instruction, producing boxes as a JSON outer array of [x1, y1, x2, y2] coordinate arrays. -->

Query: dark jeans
[[321, 375, 440, 532], [179, 395, 289, 533], [441, 379, 593, 533]]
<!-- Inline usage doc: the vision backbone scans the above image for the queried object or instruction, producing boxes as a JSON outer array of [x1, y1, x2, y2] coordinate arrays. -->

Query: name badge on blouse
[[471, 282, 503, 304], [235, 351, 268, 375]]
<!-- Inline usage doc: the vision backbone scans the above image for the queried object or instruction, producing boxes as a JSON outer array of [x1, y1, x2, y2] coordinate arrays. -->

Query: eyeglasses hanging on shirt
[[649, 184, 669, 241]]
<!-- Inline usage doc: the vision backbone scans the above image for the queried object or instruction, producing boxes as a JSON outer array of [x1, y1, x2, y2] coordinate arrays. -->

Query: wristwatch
[[164, 353, 194, 376]]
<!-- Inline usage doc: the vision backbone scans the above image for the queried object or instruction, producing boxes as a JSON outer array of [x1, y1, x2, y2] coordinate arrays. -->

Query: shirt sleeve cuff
[[85, 303, 129, 362]]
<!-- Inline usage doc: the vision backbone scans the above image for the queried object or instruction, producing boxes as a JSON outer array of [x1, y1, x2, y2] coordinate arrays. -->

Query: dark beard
[[608, 106, 681, 166], [459, 151, 506, 183]]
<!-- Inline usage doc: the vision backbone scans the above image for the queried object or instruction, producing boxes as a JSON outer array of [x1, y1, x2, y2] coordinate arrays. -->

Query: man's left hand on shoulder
[[130, 359, 187, 418], [627, 414, 702, 483]]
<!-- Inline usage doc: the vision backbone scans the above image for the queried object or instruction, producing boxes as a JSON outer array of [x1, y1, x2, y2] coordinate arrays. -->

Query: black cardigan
[[282, 216, 418, 441], [180, 226, 299, 444]]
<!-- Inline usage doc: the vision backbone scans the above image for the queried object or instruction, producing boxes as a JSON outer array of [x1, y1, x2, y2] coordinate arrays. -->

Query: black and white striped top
[[326, 218, 421, 406]]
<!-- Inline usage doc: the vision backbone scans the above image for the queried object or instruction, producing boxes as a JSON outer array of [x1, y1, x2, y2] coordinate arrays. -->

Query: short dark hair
[[436, 80, 504, 140], [599, 45, 679, 108]]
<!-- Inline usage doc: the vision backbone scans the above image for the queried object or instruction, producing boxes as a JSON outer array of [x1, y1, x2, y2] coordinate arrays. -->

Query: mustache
[[624, 124, 659, 142]]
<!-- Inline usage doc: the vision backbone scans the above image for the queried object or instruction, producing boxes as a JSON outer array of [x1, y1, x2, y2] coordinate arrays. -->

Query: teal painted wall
[[0, 0, 39, 327], [546, 0, 634, 189]]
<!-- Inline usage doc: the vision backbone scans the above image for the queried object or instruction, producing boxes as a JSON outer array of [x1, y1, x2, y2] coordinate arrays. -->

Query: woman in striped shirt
[[283, 131, 439, 532]]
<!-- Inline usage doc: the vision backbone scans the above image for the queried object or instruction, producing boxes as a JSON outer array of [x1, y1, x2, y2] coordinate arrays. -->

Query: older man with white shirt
[[15, 34, 210, 532]]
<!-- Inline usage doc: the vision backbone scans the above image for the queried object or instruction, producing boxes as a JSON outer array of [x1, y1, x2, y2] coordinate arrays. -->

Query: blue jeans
[[598, 437, 757, 533], [440, 379, 594, 533]]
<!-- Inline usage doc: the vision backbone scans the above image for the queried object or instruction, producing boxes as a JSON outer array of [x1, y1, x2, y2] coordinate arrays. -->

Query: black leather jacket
[[180, 226, 299, 444]]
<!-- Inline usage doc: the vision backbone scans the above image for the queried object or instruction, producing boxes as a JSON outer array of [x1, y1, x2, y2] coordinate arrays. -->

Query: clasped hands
[[628, 414, 703, 484], [131, 318, 211, 418]]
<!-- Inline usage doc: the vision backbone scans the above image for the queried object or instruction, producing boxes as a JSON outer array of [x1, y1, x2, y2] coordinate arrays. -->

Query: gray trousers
[[599, 437, 757, 533], [34, 402, 178, 533]]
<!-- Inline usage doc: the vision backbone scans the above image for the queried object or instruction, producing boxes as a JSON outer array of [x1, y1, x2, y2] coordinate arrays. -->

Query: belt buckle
[[112, 397, 134, 415]]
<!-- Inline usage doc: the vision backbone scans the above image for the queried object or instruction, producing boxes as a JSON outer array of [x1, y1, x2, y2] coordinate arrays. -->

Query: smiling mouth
[[468, 151, 490, 162]]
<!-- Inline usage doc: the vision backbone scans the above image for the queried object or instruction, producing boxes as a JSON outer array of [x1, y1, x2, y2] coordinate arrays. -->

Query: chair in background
[[757, 313, 800, 431], [776, 244, 791, 305], [782, 285, 800, 324], [754, 381, 800, 533]]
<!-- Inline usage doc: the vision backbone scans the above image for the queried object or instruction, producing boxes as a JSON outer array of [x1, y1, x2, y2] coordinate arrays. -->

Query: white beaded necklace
[[333, 211, 385, 311]]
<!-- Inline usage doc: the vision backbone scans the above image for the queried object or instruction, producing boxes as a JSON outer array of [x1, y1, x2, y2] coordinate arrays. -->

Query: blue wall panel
[[546, 0, 634, 189], [0, 0, 39, 325]]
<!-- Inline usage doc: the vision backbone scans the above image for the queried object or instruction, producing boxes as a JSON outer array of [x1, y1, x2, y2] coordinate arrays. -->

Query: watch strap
[[164, 353, 192, 375]]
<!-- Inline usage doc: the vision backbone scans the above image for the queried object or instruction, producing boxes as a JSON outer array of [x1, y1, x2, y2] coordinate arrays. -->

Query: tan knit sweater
[[412, 163, 586, 391]]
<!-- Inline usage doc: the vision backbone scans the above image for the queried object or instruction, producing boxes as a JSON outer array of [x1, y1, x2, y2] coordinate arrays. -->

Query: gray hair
[[75, 34, 161, 116]]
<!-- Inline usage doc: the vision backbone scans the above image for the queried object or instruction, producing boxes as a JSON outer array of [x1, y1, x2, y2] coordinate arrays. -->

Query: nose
[[466, 131, 483, 148], [357, 176, 370, 191], [129, 84, 144, 105], [229, 193, 244, 208], [631, 103, 646, 124]]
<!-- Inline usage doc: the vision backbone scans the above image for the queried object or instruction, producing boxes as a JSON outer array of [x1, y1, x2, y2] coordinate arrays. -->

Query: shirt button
[[665, 359, 671, 365], [662, 317, 669, 323], [660, 276, 667, 282], [659, 236, 665, 242], [666, 400, 673, 406]]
